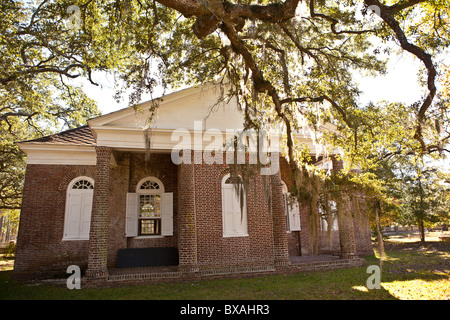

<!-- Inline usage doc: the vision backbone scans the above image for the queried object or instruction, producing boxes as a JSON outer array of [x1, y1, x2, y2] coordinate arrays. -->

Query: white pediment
[[86, 83, 338, 154], [18, 83, 340, 165], [88, 84, 244, 131], [87, 84, 250, 151]]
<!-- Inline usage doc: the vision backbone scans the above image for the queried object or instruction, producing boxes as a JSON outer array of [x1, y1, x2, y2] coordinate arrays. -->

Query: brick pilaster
[[86, 146, 112, 280], [271, 163, 290, 267], [298, 202, 311, 255], [177, 158, 199, 273], [336, 195, 358, 259]]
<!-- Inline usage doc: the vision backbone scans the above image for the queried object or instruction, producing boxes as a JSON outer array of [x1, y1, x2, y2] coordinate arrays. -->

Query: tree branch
[[281, 95, 355, 129], [309, 0, 377, 35], [220, 21, 296, 169], [363, 0, 437, 151], [388, 0, 427, 14]]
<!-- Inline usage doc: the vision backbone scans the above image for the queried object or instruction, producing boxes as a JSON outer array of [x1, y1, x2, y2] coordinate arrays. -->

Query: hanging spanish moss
[[141, 95, 161, 163], [144, 126, 152, 162], [320, 192, 335, 251]]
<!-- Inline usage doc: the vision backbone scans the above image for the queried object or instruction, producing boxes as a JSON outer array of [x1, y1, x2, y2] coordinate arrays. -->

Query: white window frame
[[126, 177, 173, 238], [221, 174, 248, 238], [136, 177, 164, 237], [63, 176, 94, 241]]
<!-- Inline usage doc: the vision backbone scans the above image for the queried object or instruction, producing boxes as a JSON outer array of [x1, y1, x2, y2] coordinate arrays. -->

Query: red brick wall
[[280, 157, 309, 255], [193, 161, 276, 269], [15, 152, 180, 278], [279, 156, 373, 257], [124, 152, 178, 252], [14, 164, 96, 278], [15, 151, 372, 280]]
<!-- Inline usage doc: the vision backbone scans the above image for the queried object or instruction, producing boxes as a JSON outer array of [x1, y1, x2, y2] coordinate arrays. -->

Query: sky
[[81, 49, 429, 115]]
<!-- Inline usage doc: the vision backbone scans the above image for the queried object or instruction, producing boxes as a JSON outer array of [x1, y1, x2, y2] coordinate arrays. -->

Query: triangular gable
[[88, 83, 244, 131], [18, 82, 340, 164]]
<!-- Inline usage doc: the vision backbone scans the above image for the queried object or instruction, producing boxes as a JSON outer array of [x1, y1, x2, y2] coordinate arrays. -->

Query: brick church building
[[14, 84, 372, 285]]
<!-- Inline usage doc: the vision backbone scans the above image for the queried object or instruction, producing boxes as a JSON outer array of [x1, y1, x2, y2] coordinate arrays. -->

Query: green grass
[[1, 240, 448, 300]]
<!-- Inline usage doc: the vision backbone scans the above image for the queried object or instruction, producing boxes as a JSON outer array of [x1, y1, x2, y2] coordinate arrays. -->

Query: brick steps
[[105, 257, 365, 284]]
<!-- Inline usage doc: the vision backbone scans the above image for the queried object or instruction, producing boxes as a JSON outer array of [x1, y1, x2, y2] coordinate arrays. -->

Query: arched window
[[222, 174, 248, 237], [125, 177, 173, 237], [63, 177, 94, 240], [136, 178, 164, 236], [138, 179, 161, 191]]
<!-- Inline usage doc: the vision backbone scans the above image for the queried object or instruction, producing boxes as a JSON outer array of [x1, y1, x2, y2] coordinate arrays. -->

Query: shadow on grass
[[1, 241, 448, 300], [0, 261, 397, 300]]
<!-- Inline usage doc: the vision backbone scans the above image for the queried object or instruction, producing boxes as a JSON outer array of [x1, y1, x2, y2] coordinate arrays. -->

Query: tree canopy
[[0, 0, 101, 209]]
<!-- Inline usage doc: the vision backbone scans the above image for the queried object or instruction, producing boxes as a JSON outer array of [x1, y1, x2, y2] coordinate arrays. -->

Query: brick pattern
[[193, 158, 275, 270], [280, 156, 372, 258], [106, 153, 129, 267], [14, 164, 95, 279], [353, 199, 375, 256], [86, 147, 111, 280], [280, 157, 311, 255], [270, 165, 290, 267], [336, 195, 358, 259], [15, 150, 373, 281], [286, 231, 301, 256], [177, 158, 198, 272]]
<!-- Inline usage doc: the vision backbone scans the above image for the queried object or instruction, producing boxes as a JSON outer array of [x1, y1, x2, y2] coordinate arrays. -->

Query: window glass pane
[[140, 180, 160, 190], [140, 219, 161, 235], [139, 194, 161, 218], [72, 180, 93, 189], [141, 220, 155, 234]]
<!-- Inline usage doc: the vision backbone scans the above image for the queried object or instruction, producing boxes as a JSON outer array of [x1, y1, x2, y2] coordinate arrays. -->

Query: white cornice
[[18, 143, 96, 165]]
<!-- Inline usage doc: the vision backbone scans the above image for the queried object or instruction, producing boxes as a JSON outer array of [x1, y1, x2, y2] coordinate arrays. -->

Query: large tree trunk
[[0, 211, 3, 242], [418, 218, 426, 243], [375, 199, 385, 264], [417, 175, 426, 243], [336, 195, 357, 259], [308, 186, 320, 256]]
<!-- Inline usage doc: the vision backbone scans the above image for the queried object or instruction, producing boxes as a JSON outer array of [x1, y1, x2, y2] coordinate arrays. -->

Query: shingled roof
[[21, 125, 96, 146]]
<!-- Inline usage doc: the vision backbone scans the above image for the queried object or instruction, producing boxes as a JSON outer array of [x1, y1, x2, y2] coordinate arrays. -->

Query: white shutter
[[222, 185, 234, 236], [126, 193, 139, 237], [65, 193, 82, 239], [288, 199, 301, 231], [223, 184, 247, 236], [284, 194, 290, 231], [161, 192, 174, 236], [234, 187, 247, 235], [79, 192, 93, 239]]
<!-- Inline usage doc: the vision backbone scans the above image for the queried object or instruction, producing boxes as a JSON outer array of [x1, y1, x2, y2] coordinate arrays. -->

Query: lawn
[[1, 235, 448, 300]]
